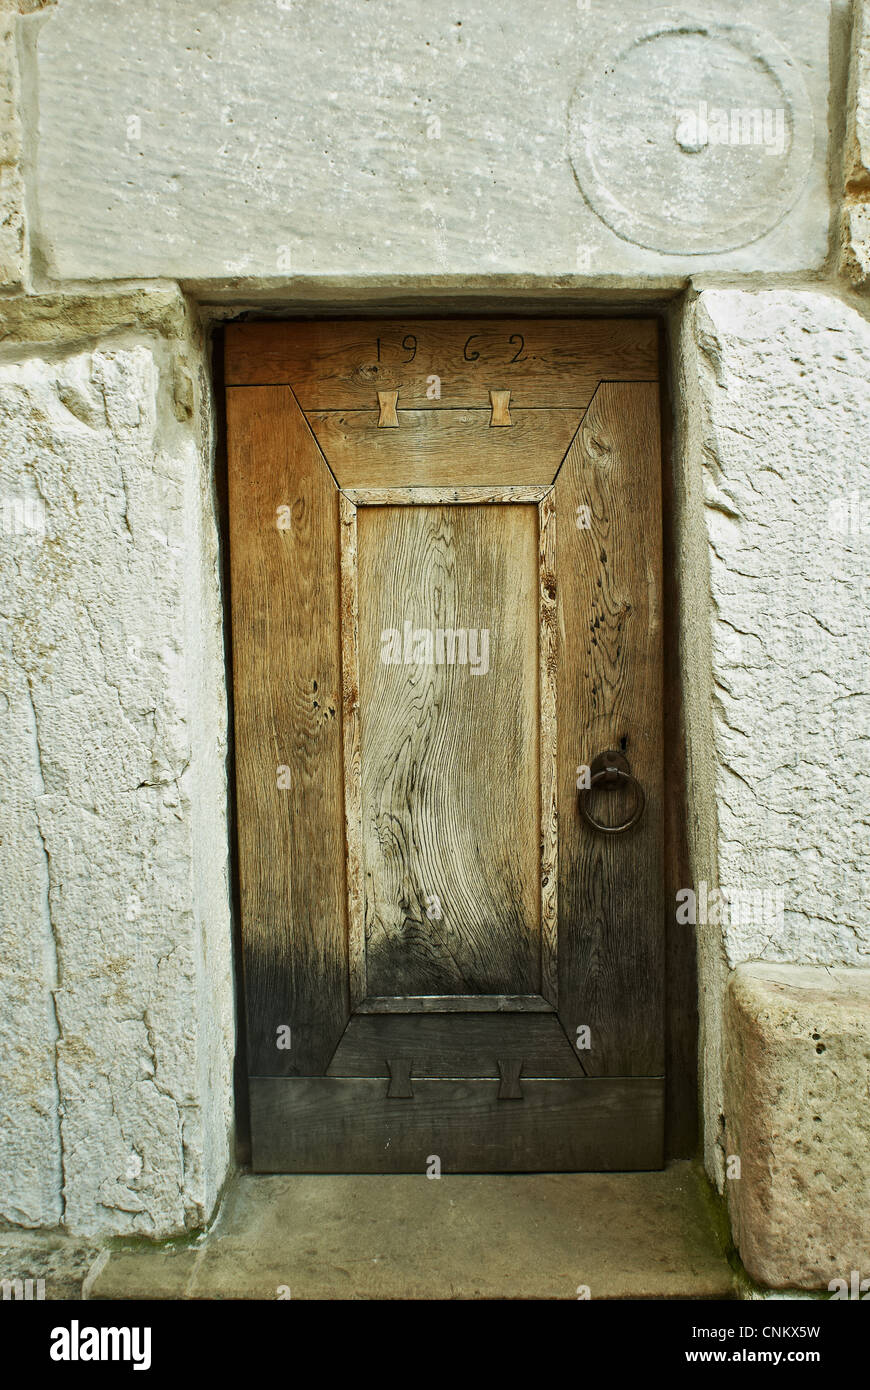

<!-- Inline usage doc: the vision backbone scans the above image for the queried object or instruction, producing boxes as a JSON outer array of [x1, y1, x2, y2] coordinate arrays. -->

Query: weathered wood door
[[226, 319, 663, 1172]]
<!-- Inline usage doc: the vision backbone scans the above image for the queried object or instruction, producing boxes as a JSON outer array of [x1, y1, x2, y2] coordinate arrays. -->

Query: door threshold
[[86, 1162, 735, 1300]]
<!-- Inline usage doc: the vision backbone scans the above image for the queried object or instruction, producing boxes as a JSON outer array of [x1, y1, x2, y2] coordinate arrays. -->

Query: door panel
[[226, 384, 350, 1078], [357, 503, 540, 998], [305, 408, 585, 486], [555, 382, 664, 1076], [226, 319, 664, 1172]]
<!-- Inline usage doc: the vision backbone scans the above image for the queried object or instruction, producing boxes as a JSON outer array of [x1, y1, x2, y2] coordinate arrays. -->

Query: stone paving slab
[[0, 1227, 99, 1300], [81, 1162, 735, 1300]]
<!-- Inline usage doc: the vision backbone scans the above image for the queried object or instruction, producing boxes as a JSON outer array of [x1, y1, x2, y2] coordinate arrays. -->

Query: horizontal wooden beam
[[344, 485, 551, 506], [225, 318, 660, 404], [250, 1077, 664, 1171], [356, 994, 555, 1014]]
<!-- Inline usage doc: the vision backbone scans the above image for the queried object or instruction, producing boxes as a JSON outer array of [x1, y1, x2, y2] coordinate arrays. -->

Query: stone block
[[724, 963, 870, 1288], [29, 0, 832, 285], [689, 289, 870, 970], [0, 310, 233, 1238]]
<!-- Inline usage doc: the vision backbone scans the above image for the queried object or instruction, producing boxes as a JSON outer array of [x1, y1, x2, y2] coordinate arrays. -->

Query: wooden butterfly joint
[[377, 389, 400, 427], [386, 1057, 414, 1098], [497, 1058, 524, 1100], [489, 388, 512, 427]]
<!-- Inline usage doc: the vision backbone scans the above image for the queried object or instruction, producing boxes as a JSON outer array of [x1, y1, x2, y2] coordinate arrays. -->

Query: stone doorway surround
[[0, 0, 868, 1294]]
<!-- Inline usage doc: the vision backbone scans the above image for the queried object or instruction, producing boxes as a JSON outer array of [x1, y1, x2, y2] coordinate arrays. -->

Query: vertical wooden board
[[555, 382, 664, 1075], [538, 491, 558, 1005], [339, 494, 366, 1007], [357, 504, 540, 996], [227, 385, 349, 1076]]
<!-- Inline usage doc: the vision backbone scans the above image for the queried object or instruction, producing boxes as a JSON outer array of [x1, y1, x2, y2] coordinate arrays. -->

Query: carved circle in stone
[[568, 15, 815, 255]]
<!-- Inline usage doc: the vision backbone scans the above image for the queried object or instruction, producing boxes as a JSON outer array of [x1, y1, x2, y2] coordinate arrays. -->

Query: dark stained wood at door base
[[250, 1077, 664, 1172], [326, 1012, 585, 1078], [355, 994, 555, 1013]]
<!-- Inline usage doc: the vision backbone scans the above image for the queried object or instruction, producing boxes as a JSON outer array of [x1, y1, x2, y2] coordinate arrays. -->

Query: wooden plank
[[344, 485, 550, 506], [227, 384, 349, 1076], [339, 494, 365, 1007], [554, 382, 664, 1076], [326, 1013, 584, 1077], [306, 408, 583, 488], [250, 1076, 664, 1172], [357, 503, 541, 996], [539, 490, 558, 1006], [355, 994, 555, 1014], [225, 318, 660, 402]]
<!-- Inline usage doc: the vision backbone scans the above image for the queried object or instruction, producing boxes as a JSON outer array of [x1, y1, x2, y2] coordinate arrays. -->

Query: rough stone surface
[[670, 294, 731, 1189], [0, 1227, 99, 1299], [724, 963, 870, 1288], [0, 7, 27, 288], [841, 201, 870, 282], [690, 289, 870, 971], [0, 289, 189, 352], [842, 0, 870, 287], [89, 1163, 735, 1300], [0, 299, 233, 1238], [28, 0, 832, 285]]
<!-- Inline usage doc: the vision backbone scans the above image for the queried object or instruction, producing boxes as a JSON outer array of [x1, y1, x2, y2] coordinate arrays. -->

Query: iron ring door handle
[[579, 749, 645, 834]]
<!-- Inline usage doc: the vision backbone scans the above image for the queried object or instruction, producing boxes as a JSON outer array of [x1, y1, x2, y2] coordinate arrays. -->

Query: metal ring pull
[[579, 749, 645, 834]]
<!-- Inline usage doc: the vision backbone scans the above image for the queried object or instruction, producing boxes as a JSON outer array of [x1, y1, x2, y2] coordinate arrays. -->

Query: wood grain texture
[[225, 318, 660, 403], [344, 485, 550, 506], [355, 994, 554, 1014], [250, 1076, 664, 1171], [227, 385, 349, 1076], [339, 494, 365, 1007], [538, 490, 559, 1006], [357, 503, 541, 997], [554, 381, 664, 1076], [326, 1013, 584, 1077], [306, 408, 583, 487]]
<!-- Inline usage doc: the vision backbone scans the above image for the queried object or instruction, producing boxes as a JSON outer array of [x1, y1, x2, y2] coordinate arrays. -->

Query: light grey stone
[[28, 0, 832, 285], [724, 963, 870, 1289], [669, 293, 732, 1189], [690, 289, 870, 972], [0, 310, 233, 1238]]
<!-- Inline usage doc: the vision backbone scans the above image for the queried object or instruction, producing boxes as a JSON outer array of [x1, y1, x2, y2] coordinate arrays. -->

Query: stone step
[[80, 1161, 735, 1301]]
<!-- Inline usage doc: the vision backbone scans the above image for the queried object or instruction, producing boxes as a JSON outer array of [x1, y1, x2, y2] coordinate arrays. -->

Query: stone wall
[[0, 0, 867, 1282], [676, 287, 870, 1283], [0, 287, 233, 1238]]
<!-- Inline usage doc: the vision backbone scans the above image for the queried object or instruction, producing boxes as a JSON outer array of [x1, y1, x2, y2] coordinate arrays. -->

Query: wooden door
[[226, 319, 664, 1172]]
